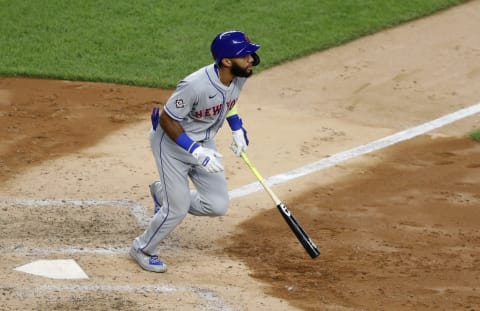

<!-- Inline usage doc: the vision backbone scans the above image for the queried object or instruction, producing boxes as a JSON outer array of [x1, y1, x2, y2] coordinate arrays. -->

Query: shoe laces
[[149, 255, 164, 265]]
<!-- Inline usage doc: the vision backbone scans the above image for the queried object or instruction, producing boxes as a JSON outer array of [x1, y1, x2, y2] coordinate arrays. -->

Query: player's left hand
[[230, 128, 249, 156], [151, 107, 160, 130]]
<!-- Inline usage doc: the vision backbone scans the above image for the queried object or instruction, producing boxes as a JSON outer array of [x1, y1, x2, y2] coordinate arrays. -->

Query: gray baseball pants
[[133, 128, 229, 255]]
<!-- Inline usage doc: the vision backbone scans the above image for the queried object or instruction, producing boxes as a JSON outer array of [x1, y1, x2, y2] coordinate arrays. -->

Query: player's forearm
[[159, 111, 199, 153], [159, 111, 185, 141]]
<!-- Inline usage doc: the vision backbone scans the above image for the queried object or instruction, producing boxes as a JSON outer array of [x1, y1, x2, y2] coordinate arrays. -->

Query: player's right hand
[[230, 128, 249, 156], [192, 146, 224, 173]]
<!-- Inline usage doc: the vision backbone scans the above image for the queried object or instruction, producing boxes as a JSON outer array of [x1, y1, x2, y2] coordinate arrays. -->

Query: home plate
[[14, 259, 89, 279]]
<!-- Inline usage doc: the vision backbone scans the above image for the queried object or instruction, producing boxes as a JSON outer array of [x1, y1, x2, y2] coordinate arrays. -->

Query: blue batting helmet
[[210, 30, 260, 66]]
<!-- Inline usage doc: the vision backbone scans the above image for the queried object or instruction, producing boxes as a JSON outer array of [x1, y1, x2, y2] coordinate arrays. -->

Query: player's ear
[[221, 58, 232, 67]]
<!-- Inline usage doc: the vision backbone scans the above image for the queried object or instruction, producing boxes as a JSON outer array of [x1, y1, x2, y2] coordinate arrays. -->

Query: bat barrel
[[277, 203, 320, 258], [241, 152, 321, 259]]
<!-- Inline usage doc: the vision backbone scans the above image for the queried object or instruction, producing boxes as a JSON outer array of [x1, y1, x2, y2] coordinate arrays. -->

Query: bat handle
[[240, 152, 282, 205]]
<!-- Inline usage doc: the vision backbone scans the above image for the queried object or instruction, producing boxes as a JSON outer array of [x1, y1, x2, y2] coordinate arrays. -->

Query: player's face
[[230, 54, 254, 78]]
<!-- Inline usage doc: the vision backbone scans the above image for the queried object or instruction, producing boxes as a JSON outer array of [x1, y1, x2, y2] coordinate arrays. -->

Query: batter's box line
[[17, 284, 234, 311], [0, 245, 131, 255], [0, 244, 185, 255], [2, 101, 479, 256], [0, 198, 193, 255], [0, 198, 151, 227]]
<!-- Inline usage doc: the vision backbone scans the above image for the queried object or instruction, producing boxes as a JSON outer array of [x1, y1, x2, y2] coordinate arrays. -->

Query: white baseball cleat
[[149, 181, 163, 214], [129, 246, 168, 273]]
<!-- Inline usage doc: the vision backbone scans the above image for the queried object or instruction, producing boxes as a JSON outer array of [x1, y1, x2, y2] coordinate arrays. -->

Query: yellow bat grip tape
[[240, 152, 282, 205]]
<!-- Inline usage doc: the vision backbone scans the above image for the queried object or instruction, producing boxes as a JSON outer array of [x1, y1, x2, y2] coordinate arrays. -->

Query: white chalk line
[[14, 284, 232, 311], [1, 102, 479, 256], [1, 199, 230, 309], [0, 199, 150, 255], [0, 198, 151, 227], [2, 245, 130, 255], [3, 245, 186, 255], [229, 102, 480, 199], [1, 102, 478, 306]]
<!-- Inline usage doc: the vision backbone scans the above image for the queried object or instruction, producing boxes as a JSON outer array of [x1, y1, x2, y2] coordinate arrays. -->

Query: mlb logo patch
[[175, 99, 184, 108]]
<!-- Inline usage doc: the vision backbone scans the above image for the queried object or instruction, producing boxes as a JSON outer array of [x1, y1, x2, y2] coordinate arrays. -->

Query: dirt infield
[[1, 1, 480, 310]]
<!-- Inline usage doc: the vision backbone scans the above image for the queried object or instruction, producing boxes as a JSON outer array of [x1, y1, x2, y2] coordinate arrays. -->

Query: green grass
[[470, 130, 480, 141], [0, 0, 469, 88]]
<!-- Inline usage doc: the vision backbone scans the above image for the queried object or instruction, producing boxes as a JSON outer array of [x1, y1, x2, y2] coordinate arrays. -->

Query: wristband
[[175, 132, 199, 153], [226, 114, 243, 131]]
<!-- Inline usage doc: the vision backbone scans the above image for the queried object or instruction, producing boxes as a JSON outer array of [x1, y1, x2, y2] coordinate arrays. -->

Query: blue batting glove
[[151, 107, 160, 130]]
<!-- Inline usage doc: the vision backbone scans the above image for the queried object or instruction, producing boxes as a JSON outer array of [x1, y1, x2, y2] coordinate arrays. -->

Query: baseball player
[[130, 30, 261, 273]]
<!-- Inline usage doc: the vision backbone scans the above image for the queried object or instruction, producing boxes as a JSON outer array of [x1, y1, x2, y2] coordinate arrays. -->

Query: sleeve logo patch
[[175, 99, 184, 108]]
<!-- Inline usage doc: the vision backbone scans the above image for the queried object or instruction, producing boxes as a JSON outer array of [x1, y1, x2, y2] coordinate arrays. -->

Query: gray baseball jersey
[[163, 63, 246, 141]]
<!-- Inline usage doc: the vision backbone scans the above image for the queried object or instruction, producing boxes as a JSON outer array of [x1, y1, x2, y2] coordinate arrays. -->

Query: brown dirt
[[0, 78, 170, 184], [225, 136, 480, 310], [1, 1, 480, 310]]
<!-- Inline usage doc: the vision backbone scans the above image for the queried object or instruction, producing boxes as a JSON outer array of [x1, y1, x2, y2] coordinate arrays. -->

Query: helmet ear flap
[[251, 52, 260, 66]]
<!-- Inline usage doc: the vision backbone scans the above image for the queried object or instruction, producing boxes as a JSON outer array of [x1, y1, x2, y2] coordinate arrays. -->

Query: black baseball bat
[[240, 152, 320, 259]]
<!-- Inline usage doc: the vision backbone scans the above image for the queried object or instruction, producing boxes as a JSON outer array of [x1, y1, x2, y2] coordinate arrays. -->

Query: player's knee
[[213, 205, 228, 216], [209, 194, 229, 216]]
